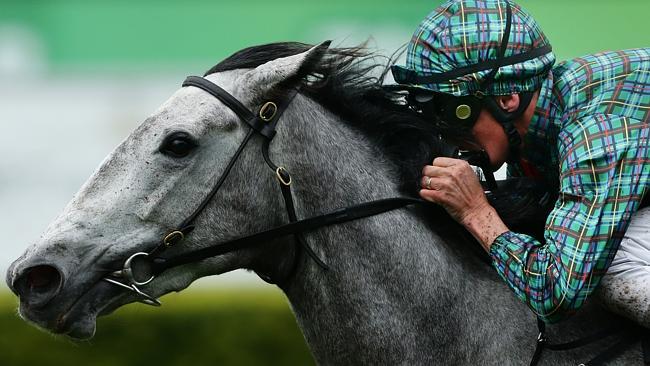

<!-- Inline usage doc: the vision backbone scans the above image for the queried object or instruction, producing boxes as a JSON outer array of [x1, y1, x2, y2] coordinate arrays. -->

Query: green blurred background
[[0, 1, 647, 365]]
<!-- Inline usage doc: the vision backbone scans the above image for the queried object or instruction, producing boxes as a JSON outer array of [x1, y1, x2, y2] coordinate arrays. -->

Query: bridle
[[103, 75, 429, 306]]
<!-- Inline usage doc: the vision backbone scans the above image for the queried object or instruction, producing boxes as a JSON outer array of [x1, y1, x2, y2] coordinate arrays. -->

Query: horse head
[[6, 42, 340, 339]]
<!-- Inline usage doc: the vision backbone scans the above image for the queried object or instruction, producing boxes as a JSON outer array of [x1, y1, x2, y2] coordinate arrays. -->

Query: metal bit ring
[[122, 252, 155, 286]]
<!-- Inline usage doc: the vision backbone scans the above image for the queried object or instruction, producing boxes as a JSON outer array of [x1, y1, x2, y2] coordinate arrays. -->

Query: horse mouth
[[18, 279, 128, 340]]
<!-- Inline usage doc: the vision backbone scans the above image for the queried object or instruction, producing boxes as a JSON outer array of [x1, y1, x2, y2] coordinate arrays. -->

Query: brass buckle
[[275, 167, 292, 186], [163, 230, 184, 247], [259, 101, 278, 122]]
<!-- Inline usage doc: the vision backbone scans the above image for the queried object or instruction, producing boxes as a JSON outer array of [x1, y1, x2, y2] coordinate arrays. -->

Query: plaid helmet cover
[[391, 0, 556, 97]]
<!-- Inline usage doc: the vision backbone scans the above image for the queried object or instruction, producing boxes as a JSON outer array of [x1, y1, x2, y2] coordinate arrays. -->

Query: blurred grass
[[0, 287, 314, 366]]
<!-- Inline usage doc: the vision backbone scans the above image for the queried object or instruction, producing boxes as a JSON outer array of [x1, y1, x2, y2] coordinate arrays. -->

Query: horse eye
[[160, 132, 198, 158]]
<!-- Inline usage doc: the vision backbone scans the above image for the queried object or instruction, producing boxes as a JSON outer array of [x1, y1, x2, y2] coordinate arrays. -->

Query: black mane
[[207, 42, 442, 196], [207, 42, 552, 240]]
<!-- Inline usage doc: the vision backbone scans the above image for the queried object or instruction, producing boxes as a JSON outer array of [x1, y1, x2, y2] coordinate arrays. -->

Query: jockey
[[392, 0, 650, 327]]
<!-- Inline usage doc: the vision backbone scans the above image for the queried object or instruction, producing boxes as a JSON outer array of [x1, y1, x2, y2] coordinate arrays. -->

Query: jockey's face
[[469, 92, 538, 170], [470, 107, 510, 170]]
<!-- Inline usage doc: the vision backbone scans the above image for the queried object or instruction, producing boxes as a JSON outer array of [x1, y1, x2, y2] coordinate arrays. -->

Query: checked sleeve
[[489, 114, 650, 323]]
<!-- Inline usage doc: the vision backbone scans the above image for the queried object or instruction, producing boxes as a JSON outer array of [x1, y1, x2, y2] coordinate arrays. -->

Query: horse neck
[[272, 96, 537, 364]]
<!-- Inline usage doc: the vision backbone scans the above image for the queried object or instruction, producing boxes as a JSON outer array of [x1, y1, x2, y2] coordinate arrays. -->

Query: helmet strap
[[482, 91, 535, 162], [477, 1, 524, 163]]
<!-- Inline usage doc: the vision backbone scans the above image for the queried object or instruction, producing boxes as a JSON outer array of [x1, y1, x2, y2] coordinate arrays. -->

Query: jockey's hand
[[419, 157, 488, 224], [419, 157, 508, 250]]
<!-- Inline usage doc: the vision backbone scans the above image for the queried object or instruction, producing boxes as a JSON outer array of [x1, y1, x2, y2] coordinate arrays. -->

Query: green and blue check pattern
[[491, 48, 650, 323], [391, 0, 555, 96]]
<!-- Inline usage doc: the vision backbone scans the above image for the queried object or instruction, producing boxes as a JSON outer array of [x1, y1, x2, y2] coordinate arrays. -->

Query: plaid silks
[[491, 48, 650, 323], [391, 0, 555, 96]]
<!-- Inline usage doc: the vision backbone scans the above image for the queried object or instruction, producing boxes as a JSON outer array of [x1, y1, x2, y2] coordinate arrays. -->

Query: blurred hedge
[[0, 288, 314, 366]]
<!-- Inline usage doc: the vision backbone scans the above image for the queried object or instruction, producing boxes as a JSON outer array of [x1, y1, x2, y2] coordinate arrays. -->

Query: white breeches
[[597, 206, 650, 328]]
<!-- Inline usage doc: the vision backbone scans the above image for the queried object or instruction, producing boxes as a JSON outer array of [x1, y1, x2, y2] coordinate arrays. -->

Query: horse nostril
[[27, 266, 60, 289], [13, 265, 63, 308]]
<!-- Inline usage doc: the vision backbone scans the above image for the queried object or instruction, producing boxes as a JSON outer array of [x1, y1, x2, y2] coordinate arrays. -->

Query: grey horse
[[5, 42, 642, 365]]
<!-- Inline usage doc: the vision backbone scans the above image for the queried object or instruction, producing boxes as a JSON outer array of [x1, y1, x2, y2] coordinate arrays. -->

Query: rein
[[530, 318, 649, 366]]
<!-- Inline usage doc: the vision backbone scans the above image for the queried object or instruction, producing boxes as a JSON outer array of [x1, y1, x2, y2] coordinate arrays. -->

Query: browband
[[183, 76, 278, 139]]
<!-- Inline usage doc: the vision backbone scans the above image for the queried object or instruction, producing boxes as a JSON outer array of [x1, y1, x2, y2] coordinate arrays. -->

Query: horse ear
[[243, 40, 331, 92]]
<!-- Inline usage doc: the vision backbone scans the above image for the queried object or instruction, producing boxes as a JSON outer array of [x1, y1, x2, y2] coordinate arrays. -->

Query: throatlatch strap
[[279, 181, 329, 271]]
